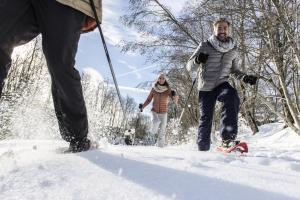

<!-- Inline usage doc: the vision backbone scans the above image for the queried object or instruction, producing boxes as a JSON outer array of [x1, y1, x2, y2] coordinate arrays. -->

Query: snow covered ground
[[1, 123, 300, 200]]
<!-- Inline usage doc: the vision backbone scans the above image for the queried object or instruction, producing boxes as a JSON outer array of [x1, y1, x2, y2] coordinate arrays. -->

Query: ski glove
[[195, 52, 209, 64], [82, 16, 97, 33], [138, 103, 143, 112], [171, 90, 178, 104], [171, 90, 176, 96], [243, 75, 258, 85]]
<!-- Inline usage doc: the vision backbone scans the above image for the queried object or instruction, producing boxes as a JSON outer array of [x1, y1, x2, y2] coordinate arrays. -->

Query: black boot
[[69, 138, 92, 153], [222, 140, 240, 148]]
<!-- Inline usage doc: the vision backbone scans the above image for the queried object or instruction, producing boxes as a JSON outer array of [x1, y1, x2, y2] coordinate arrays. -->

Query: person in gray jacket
[[186, 18, 257, 151], [0, 0, 101, 152]]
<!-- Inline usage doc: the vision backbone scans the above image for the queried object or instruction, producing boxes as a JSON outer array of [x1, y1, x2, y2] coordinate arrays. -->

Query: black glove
[[171, 90, 176, 97], [138, 103, 143, 112], [243, 75, 258, 85], [195, 52, 209, 64]]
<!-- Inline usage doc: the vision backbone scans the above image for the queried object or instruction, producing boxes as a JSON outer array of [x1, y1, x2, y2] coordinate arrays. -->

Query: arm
[[186, 42, 208, 79], [231, 57, 258, 85], [186, 42, 204, 72], [169, 90, 179, 104], [142, 89, 154, 109], [230, 57, 246, 80]]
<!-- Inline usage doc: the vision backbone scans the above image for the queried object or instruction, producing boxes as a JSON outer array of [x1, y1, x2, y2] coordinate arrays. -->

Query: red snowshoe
[[217, 141, 248, 154]]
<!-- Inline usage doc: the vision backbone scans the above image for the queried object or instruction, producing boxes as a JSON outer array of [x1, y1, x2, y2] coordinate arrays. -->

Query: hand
[[138, 103, 143, 112], [195, 52, 209, 64], [172, 96, 179, 104], [171, 90, 176, 97], [82, 16, 97, 33], [243, 75, 257, 85]]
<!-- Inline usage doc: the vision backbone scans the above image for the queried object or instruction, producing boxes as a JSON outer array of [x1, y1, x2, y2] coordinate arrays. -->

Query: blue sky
[[75, 0, 187, 103]]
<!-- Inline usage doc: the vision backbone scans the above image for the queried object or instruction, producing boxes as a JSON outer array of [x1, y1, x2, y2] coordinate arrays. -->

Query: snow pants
[[151, 112, 167, 147], [198, 82, 240, 151], [0, 0, 89, 143]]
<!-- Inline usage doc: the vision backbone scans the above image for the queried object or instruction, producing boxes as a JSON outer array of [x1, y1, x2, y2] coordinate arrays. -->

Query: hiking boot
[[221, 140, 240, 148], [69, 138, 99, 153]]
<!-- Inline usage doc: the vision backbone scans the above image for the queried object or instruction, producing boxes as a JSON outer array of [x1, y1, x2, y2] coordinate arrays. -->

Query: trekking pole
[[178, 66, 201, 123], [173, 104, 178, 119], [89, 0, 125, 119], [133, 111, 141, 146], [171, 90, 178, 119]]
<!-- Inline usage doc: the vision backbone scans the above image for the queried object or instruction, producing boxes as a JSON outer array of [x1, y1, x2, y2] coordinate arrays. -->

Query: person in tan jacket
[[140, 74, 178, 147], [0, 0, 101, 152]]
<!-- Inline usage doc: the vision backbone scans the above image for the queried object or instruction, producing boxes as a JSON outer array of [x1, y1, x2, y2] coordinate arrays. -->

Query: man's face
[[214, 22, 229, 42]]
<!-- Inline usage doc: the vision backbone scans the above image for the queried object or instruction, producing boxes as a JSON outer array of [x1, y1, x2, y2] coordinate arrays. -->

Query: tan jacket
[[56, 0, 102, 23], [143, 89, 173, 114]]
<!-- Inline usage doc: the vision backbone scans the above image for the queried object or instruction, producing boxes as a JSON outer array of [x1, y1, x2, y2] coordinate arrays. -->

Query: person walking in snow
[[186, 18, 257, 151], [139, 73, 178, 147], [0, 0, 102, 152]]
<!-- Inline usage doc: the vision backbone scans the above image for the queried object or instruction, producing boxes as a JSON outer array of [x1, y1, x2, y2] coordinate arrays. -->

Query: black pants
[[198, 82, 240, 151], [0, 0, 88, 143]]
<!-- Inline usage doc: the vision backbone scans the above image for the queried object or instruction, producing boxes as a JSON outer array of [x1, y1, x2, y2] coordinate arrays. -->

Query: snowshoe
[[217, 140, 248, 154]]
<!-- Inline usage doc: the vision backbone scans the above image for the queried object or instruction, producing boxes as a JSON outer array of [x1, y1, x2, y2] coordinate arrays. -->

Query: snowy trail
[[1, 133, 300, 200]]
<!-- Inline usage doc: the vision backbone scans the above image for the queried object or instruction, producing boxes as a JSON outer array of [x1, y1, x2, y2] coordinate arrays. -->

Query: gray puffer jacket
[[186, 40, 245, 91]]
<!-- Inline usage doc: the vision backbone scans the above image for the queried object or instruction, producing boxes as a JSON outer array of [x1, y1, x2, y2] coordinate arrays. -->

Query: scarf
[[208, 35, 235, 53], [153, 84, 169, 93]]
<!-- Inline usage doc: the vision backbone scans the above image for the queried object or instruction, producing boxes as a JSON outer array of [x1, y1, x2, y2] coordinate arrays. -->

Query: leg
[[198, 90, 217, 151], [151, 112, 161, 136], [0, 0, 39, 96], [31, 0, 88, 145], [157, 113, 167, 147], [217, 82, 240, 142], [0, 49, 11, 94]]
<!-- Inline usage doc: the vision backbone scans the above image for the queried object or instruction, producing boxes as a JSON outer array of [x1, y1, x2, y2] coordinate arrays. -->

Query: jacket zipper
[[158, 93, 161, 113], [214, 52, 226, 87]]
